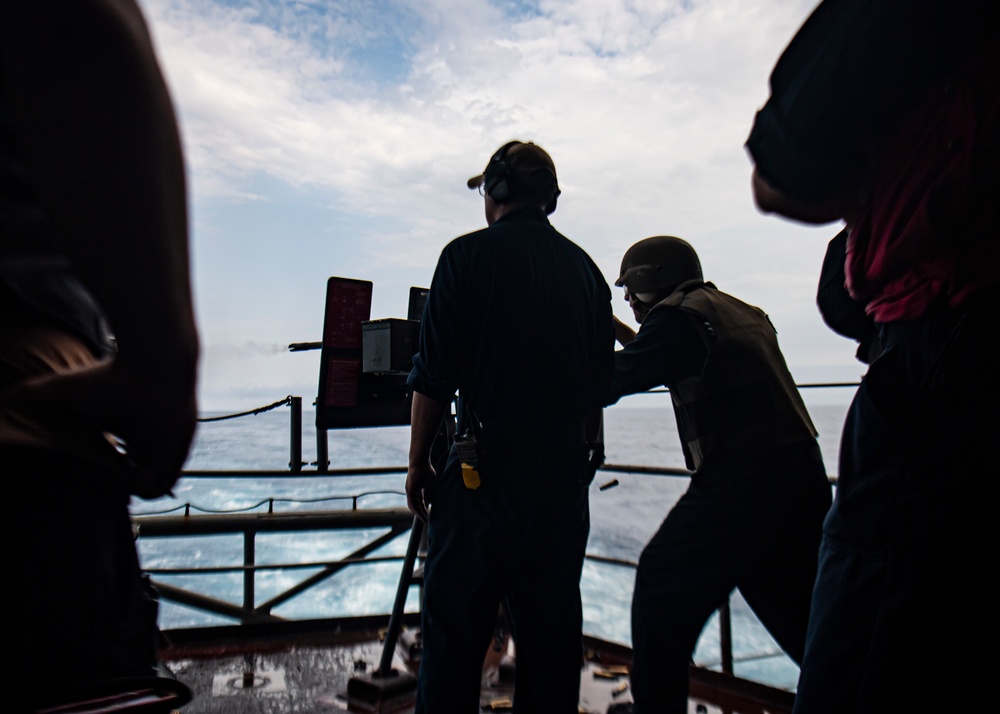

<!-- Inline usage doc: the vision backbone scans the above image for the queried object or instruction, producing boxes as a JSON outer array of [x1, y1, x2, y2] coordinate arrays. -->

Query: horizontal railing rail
[[198, 383, 860, 474], [135, 497, 736, 673], [153, 383, 856, 676], [137, 507, 413, 624]]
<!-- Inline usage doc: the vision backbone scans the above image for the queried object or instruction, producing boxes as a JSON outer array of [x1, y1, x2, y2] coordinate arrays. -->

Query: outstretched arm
[[613, 315, 637, 347]]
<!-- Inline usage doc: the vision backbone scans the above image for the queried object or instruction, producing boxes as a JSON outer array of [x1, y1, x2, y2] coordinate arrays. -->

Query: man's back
[[665, 284, 816, 464], [414, 206, 612, 455], [406, 140, 612, 714]]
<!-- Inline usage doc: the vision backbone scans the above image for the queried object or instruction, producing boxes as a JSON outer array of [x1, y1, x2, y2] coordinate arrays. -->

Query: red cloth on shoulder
[[846, 45, 1000, 322]]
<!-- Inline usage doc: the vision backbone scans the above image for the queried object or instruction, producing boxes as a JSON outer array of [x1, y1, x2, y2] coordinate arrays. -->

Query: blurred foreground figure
[[746, 1, 1000, 711], [0, 1, 198, 709], [406, 140, 613, 713], [608, 236, 830, 714]]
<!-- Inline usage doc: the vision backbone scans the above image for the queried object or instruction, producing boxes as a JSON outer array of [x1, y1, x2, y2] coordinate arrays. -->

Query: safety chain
[[196, 395, 294, 423], [132, 489, 406, 516]]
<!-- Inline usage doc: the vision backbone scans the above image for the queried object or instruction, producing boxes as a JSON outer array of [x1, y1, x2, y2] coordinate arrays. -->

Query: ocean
[[133, 392, 854, 691]]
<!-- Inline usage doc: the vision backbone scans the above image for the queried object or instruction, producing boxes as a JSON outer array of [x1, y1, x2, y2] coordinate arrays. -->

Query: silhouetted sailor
[[406, 140, 613, 713], [1, 1, 198, 708], [747, 2, 1000, 711], [607, 236, 830, 714]]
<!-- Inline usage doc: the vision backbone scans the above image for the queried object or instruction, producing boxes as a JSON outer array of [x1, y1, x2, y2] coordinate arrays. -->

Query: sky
[[135, 0, 864, 413]]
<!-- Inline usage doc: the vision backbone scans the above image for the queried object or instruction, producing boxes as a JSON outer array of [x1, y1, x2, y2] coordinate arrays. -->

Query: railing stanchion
[[719, 596, 733, 675], [317, 427, 329, 473], [289, 396, 302, 473], [244, 530, 256, 620]]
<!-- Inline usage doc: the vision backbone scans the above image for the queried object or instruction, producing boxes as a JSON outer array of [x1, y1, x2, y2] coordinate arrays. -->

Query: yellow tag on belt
[[461, 463, 481, 489]]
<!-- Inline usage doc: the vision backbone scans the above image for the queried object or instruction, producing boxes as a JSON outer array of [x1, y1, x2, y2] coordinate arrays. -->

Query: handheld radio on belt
[[455, 395, 482, 489]]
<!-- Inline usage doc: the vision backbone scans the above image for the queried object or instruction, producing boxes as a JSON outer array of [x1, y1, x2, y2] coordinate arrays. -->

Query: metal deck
[[157, 618, 793, 714]]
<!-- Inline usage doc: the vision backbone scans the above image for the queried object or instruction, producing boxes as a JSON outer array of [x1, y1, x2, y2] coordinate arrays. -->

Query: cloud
[[141, 0, 817, 214], [136, 0, 852, 411]]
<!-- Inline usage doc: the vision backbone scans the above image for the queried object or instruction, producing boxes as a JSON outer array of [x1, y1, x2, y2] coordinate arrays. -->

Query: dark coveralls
[[746, 2, 1000, 711], [608, 281, 831, 714], [407, 206, 614, 713], [0, 101, 159, 708]]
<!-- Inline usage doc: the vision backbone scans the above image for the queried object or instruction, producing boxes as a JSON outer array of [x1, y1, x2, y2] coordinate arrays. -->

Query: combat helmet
[[615, 236, 703, 297]]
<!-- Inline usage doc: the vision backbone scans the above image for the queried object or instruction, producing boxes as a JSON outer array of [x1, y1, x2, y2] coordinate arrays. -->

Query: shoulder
[[438, 226, 491, 260], [708, 286, 768, 317], [676, 283, 760, 311], [635, 304, 709, 359], [448, 224, 490, 245], [562, 233, 603, 268], [651, 281, 714, 311], [556, 233, 612, 293]]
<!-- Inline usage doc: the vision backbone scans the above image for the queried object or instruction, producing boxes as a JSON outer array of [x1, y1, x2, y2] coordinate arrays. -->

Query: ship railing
[[142, 382, 856, 680], [134, 470, 750, 677], [191, 385, 858, 478], [135, 505, 414, 625]]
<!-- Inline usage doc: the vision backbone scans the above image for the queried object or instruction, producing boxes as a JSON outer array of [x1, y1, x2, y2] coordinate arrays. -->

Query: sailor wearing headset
[[406, 140, 613, 714]]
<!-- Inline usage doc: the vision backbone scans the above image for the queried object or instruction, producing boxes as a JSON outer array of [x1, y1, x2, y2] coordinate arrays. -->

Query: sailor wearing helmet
[[608, 236, 831, 714]]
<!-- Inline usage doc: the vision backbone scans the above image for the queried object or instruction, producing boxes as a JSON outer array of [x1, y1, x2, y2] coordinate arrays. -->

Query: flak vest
[[654, 281, 817, 472]]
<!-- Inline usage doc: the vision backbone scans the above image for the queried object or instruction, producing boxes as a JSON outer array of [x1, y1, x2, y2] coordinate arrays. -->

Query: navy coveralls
[[408, 207, 613, 713]]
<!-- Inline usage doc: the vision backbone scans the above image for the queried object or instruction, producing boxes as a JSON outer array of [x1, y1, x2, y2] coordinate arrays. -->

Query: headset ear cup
[[483, 141, 519, 204], [489, 178, 509, 203]]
